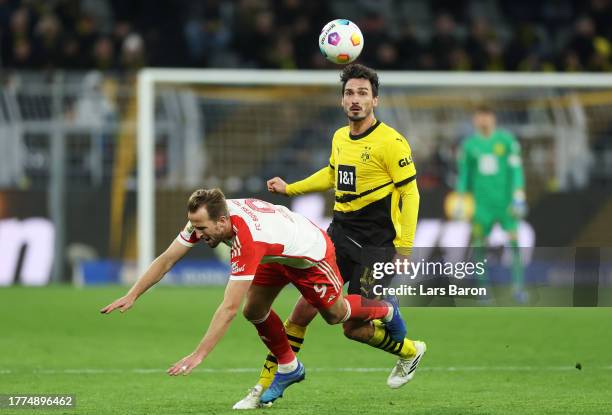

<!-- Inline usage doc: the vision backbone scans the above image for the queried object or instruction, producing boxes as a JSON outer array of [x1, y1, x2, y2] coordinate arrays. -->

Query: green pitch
[[1, 286, 611, 414]]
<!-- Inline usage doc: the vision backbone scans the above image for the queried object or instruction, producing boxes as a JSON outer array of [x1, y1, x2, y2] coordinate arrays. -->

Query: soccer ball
[[318, 19, 364, 64], [444, 191, 475, 221]]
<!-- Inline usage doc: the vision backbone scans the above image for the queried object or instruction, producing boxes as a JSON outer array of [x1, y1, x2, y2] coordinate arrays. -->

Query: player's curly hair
[[187, 188, 228, 220], [340, 63, 379, 97]]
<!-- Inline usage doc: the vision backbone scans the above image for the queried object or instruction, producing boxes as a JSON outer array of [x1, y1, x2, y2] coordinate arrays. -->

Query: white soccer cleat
[[387, 340, 427, 389], [232, 384, 271, 410]]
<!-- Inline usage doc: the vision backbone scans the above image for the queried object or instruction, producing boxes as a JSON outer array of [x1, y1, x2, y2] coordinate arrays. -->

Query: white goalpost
[[137, 69, 612, 275]]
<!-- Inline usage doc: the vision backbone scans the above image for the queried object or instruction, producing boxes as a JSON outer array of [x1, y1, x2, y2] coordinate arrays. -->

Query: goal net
[[137, 69, 612, 277]]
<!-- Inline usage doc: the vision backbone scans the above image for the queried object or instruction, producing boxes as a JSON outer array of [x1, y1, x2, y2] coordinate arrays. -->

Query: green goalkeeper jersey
[[457, 129, 524, 208]]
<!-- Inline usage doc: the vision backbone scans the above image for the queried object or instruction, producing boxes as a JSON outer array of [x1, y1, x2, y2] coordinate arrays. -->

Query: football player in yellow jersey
[[233, 64, 426, 409]]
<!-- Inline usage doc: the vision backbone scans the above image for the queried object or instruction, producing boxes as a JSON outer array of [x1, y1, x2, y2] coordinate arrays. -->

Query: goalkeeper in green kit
[[456, 104, 528, 302]]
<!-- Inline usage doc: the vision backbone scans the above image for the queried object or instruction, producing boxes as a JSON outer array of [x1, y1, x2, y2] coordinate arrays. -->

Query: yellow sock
[[257, 320, 307, 389], [367, 320, 416, 359]]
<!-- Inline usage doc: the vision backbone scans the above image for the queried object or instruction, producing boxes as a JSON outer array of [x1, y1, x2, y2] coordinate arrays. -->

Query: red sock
[[251, 309, 295, 364], [344, 295, 390, 321]]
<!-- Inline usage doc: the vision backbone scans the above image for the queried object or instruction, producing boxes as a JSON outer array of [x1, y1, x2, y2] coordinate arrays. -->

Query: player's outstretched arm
[[268, 166, 335, 197], [267, 177, 288, 194], [167, 279, 252, 376], [100, 240, 190, 314]]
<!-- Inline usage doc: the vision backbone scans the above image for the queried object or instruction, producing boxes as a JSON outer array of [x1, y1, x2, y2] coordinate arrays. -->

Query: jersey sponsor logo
[[231, 261, 246, 275], [399, 156, 413, 167], [478, 154, 499, 175], [337, 164, 356, 192]]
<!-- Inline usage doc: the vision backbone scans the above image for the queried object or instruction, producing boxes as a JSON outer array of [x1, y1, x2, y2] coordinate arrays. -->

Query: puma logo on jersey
[[399, 156, 413, 167]]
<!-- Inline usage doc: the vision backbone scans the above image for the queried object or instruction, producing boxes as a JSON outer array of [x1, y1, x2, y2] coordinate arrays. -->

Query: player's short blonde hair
[[187, 188, 228, 221], [473, 103, 495, 114]]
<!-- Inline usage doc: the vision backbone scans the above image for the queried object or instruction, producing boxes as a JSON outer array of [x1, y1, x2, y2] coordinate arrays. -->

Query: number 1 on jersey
[[337, 164, 356, 192]]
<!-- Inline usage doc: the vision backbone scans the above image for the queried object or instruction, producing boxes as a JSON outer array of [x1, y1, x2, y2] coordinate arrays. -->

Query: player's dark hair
[[340, 63, 379, 97], [187, 188, 228, 220]]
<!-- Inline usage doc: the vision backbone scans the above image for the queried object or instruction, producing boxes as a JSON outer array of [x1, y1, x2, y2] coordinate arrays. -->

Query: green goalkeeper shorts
[[472, 204, 518, 238]]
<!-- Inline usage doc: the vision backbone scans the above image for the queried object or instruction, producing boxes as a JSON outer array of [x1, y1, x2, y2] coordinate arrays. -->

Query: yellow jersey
[[287, 120, 418, 249]]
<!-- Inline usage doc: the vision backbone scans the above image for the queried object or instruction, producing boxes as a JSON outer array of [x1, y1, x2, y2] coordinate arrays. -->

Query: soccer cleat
[[259, 361, 305, 404], [512, 288, 529, 304], [387, 340, 427, 389], [383, 296, 407, 342], [232, 384, 271, 410]]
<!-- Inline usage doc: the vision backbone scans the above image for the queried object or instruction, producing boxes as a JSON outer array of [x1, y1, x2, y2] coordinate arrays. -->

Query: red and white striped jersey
[[176, 198, 327, 281]]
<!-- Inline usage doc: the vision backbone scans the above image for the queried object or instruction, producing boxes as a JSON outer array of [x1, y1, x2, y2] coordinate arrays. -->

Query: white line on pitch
[[0, 366, 610, 375]]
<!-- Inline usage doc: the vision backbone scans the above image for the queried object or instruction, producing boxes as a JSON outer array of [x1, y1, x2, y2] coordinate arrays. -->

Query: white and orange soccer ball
[[318, 19, 364, 64]]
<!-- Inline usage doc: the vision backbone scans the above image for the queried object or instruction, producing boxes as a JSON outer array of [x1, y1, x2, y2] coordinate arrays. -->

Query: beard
[[202, 236, 221, 248], [348, 113, 367, 121], [345, 107, 368, 121]]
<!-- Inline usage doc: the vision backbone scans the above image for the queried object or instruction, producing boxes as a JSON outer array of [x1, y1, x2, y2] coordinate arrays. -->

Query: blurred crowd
[[1, 0, 612, 72]]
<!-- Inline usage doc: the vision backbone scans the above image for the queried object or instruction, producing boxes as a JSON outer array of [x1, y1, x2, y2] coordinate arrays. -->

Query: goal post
[[137, 69, 612, 275]]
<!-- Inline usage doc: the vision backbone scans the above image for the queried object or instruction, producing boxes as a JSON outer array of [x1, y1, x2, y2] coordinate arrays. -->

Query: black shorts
[[327, 221, 395, 299]]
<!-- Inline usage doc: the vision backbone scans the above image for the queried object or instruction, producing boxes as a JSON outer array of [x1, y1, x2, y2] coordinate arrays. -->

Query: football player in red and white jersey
[[101, 188, 407, 405]]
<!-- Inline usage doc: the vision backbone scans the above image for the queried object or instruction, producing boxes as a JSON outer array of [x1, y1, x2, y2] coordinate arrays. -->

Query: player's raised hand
[[100, 295, 135, 314], [167, 352, 203, 376], [267, 177, 288, 194]]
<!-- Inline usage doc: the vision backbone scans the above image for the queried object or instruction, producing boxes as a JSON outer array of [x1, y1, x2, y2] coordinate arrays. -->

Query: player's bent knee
[[242, 303, 269, 323], [289, 297, 318, 326], [342, 321, 370, 342], [319, 308, 343, 325], [342, 321, 359, 340]]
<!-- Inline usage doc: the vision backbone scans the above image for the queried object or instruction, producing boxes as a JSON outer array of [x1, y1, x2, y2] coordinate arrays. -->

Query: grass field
[[1, 286, 611, 414]]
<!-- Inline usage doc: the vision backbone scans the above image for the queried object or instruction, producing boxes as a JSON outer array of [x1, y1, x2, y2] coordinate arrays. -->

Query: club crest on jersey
[[494, 143, 506, 156], [361, 146, 372, 163]]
